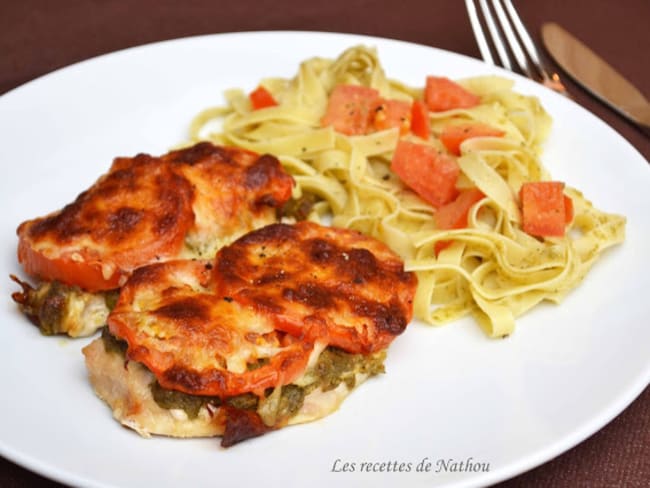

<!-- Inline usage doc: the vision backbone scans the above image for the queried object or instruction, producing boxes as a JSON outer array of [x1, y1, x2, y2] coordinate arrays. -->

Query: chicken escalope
[[107, 258, 315, 397], [17, 142, 294, 292], [13, 142, 294, 336], [87, 221, 416, 445], [106, 221, 417, 397]]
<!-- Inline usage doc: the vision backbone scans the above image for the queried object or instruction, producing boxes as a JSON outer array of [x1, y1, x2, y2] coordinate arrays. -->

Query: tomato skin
[[519, 181, 568, 237], [440, 123, 505, 155], [433, 188, 485, 256], [373, 99, 411, 134], [212, 221, 417, 355], [249, 86, 278, 110], [17, 238, 124, 291], [410, 100, 430, 139], [16, 143, 293, 294], [390, 140, 460, 208], [425, 76, 481, 112], [321, 84, 381, 135], [435, 188, 485, 230], [564, 195, 574, 224], [433, 240, 452, 256], [16, 156, 194, 292]]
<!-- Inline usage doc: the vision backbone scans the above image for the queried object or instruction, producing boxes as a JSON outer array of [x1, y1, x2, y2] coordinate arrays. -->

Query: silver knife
[[541, 22, 650, 133]]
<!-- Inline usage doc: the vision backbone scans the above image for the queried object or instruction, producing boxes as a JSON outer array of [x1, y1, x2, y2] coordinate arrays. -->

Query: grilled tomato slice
[[17, 155, 194, 291], [213, 222, 418, 354], [16, 142, 294, 292], [108, 259, 314, 397]]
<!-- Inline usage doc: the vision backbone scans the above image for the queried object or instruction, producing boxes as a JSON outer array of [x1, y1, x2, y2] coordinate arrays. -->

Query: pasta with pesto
[[184, 45, 625, 337]]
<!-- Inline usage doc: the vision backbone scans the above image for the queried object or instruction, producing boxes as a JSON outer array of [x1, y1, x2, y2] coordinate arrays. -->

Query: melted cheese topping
[[17, 142, 294, 292], [108, 259, 314, 397], [14, 142, 295, 337], [164, 145, 294, 258], [65, 291, 110, 337], [214, 221, 418, 353], [107, 221, 415, 397]]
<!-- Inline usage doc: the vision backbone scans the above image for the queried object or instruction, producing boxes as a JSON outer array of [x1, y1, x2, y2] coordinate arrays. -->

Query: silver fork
[[465, 0, 569, 97]]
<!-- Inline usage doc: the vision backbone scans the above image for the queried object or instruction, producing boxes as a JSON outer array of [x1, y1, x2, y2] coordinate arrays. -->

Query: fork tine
[[465, 0, 495, 66], [478, 0, 513, 70], [465, 0, 571, 97], [502, 0, 550, 80], [491, 0, 535, 78]]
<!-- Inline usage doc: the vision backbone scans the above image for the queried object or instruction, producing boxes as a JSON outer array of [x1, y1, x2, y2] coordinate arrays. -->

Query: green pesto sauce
[[100, 326, 128, 356], [147, 346, 386, 423], [276, 384, 305, 419], [150, 380, 220, 419], [148, 384, 260, 420], [311, 347, 386, 392], [278, 192, 319, 221], [17, 280, 117, 336], [103, 290, 120, 311], [224, 392, 259, 410], [36, 282, 69, 336]]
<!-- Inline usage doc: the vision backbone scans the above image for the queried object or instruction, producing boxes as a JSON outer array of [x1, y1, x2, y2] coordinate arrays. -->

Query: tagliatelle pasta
[[184, 46, 625, 337]]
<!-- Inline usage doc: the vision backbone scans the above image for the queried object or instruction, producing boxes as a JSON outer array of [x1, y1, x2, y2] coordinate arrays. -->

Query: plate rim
[[1, 29, 648, 488]]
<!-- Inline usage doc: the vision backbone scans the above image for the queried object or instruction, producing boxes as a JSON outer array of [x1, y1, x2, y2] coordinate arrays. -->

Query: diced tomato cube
[[433, 188, 485, 257], [440, 123, 505, 155], [425, 76, 481, 112], [435, 188, 485, 230], [321, 84, 381, 135], [434, 240, 452, 256], [410, 100, 430, 140], [391, 140, 460, 208], [249, 86, 278, 110], [373, 99, 411, 134], [519, 181, 568, 237]]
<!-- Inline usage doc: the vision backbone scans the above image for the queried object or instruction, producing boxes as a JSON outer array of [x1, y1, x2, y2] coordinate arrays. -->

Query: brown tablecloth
[[1, 1, 648, 486]]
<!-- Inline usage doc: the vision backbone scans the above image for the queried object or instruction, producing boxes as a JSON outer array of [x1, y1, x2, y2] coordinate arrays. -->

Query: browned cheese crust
[[214, 221, 418, 353], [108, 259, 314, 397], [16, 142, 294, 292]]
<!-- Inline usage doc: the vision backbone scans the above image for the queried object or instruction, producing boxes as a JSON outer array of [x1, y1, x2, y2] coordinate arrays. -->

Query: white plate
[[0, 31, 648, 488]]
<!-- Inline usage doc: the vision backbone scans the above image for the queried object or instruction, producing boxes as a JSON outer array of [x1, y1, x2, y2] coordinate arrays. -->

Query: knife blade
[[541, 22, 650, 131]]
